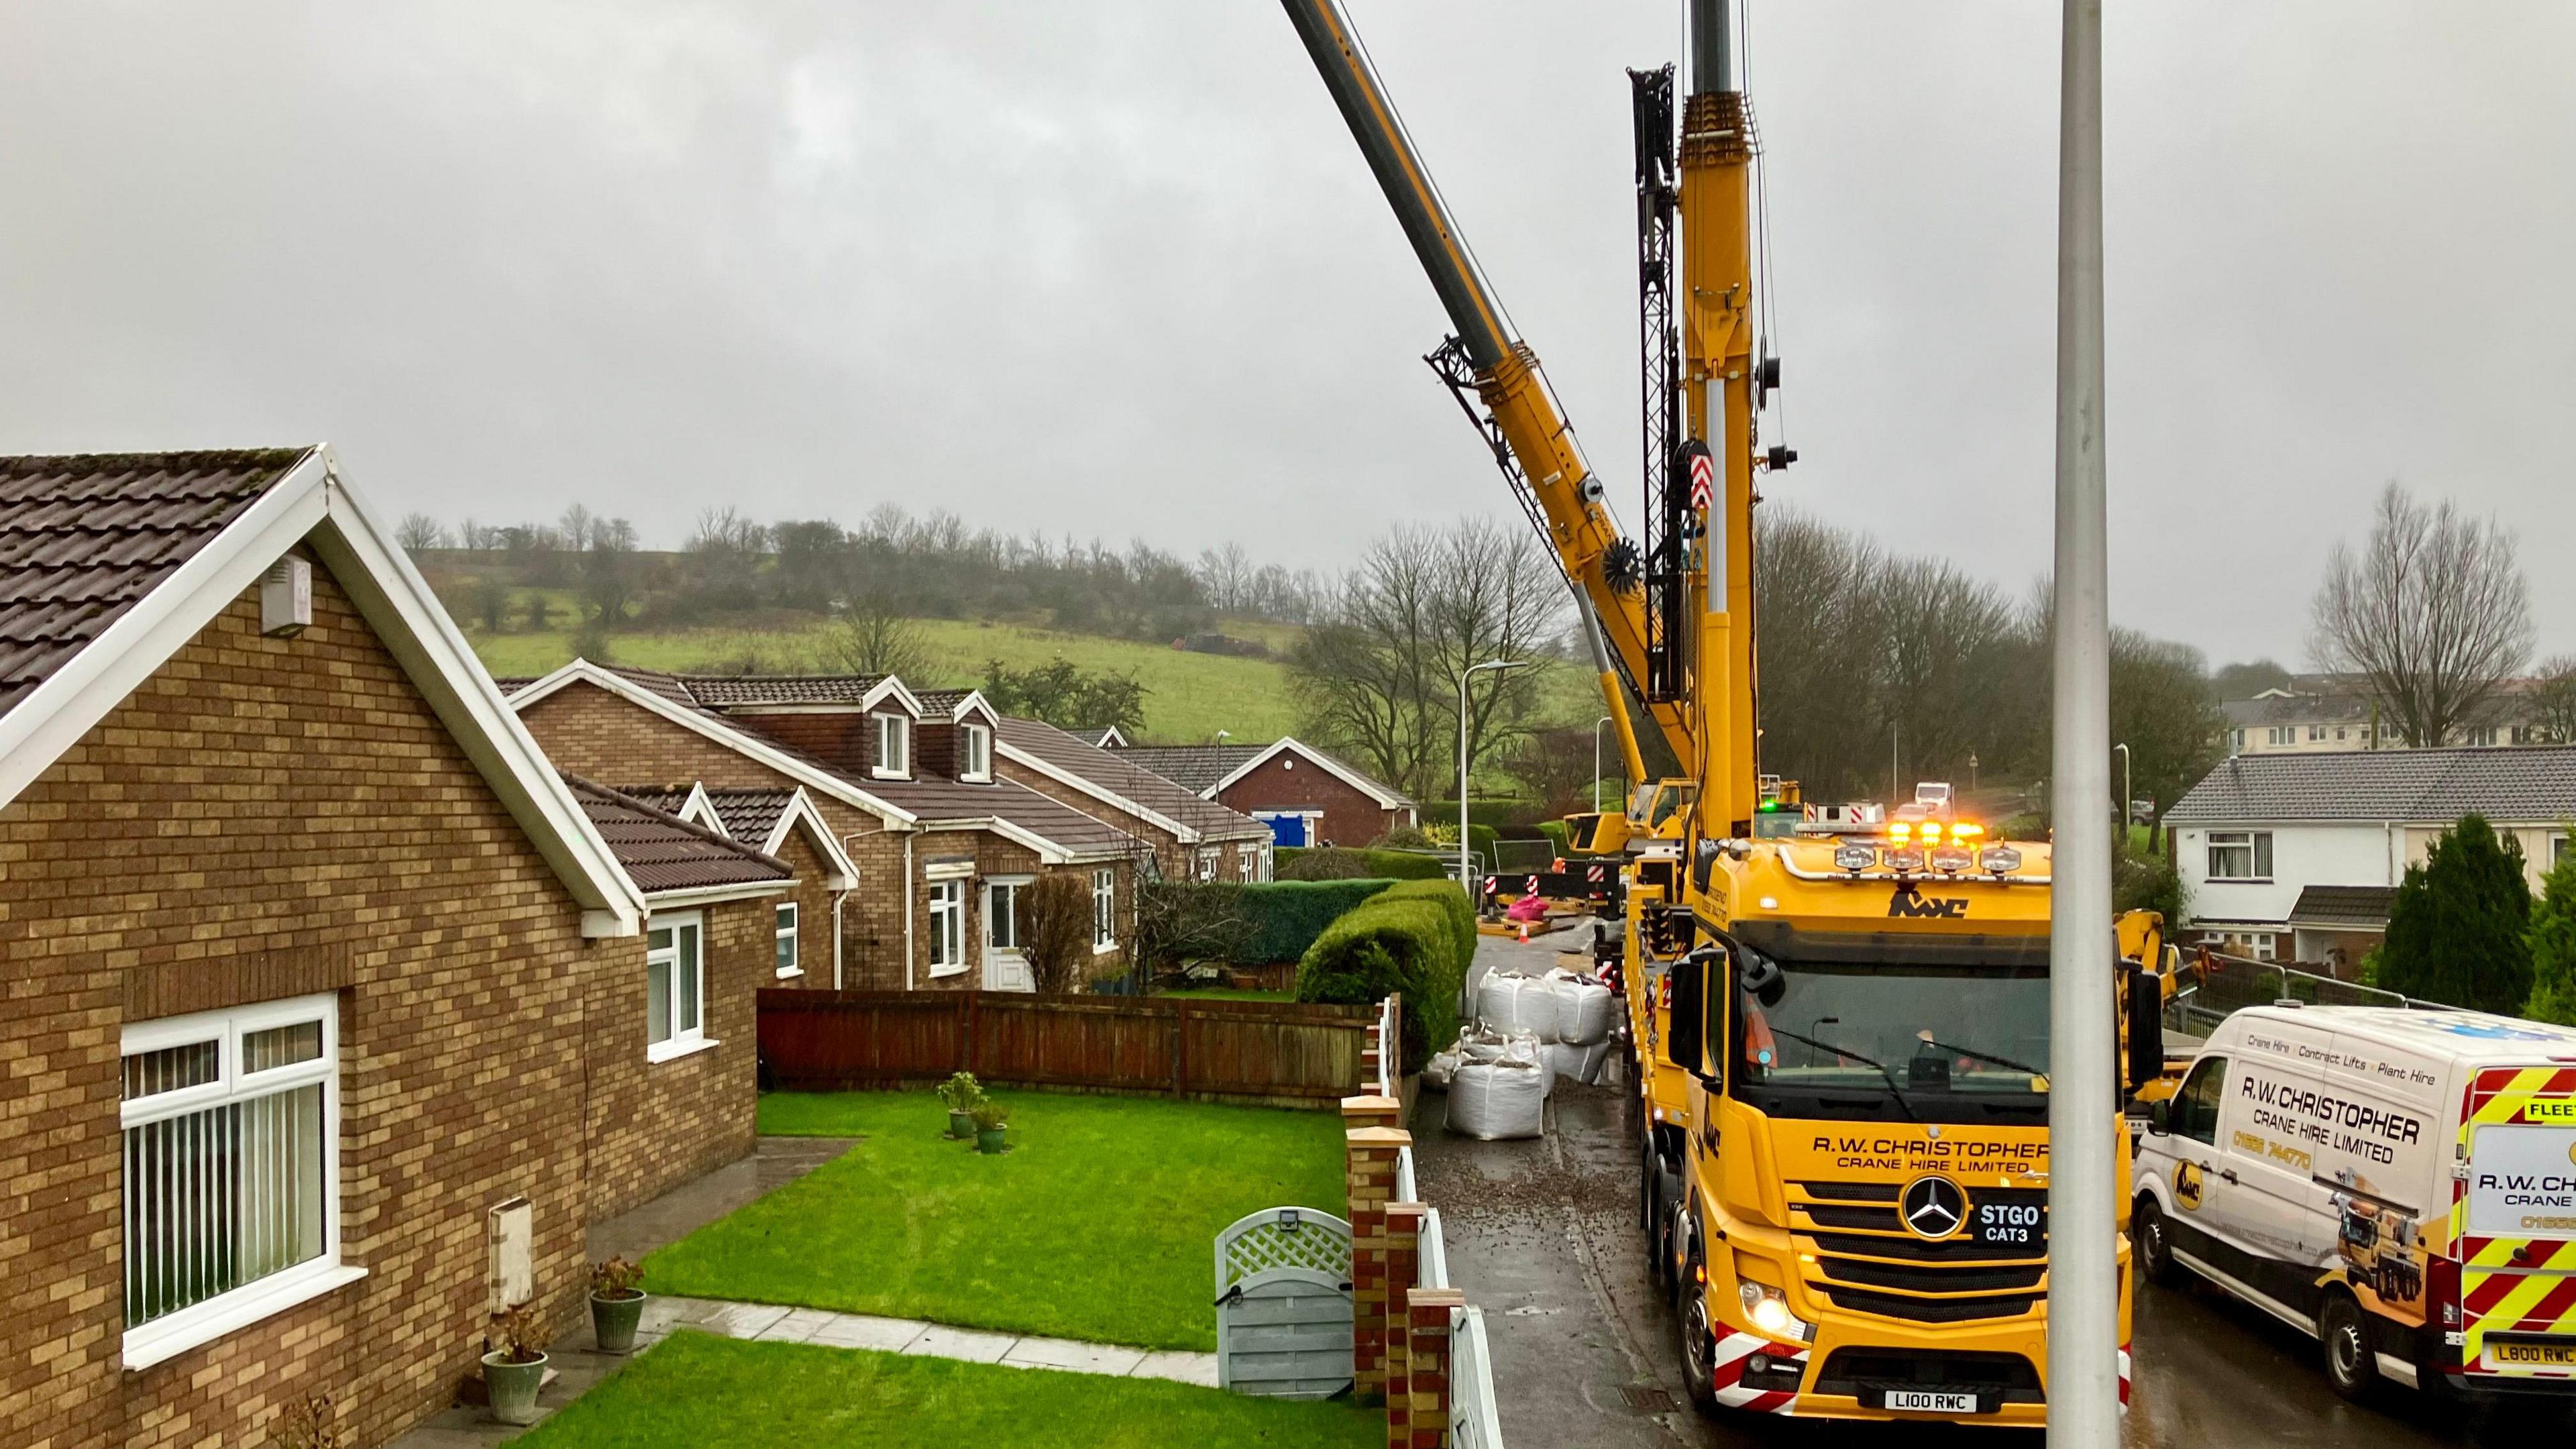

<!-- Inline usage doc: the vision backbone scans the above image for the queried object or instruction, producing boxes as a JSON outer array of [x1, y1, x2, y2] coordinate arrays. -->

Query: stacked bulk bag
[[1446, 1034, 1548, 1140], [1476, 971, 1561, 1042], [1548, 970, 1615, 1048]]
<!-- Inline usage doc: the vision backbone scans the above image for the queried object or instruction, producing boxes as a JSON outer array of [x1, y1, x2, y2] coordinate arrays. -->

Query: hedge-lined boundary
[[1293, 877, 1474, 1074], [1214, 879, 1397, 965], [1277, 846, 1451, 882]]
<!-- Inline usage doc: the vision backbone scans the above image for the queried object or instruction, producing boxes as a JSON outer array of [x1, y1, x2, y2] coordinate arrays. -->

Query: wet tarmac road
[[1418, 930, 2573, 1448]]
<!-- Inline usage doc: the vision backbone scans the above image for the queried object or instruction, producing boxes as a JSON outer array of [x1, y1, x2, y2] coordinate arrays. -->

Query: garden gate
[[1212, 1206, 1354, 1398]]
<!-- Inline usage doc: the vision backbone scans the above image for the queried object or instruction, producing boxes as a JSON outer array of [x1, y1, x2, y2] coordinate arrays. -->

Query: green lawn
[[511, 1333, 1381, 1449], [644, 1090, 1346, 1351]]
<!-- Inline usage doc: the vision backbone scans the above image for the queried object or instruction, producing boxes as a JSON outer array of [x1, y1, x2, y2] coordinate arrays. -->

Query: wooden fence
[[756, 990, 1373, 1107]]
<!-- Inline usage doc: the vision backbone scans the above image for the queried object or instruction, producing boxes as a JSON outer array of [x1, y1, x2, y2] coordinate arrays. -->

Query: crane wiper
[[1915, 1031, 2050, 1086], [1763, 1026, 1920, 1124]]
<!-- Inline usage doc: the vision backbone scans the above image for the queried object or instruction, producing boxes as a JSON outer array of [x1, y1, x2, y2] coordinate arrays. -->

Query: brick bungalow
[[507, 663, 1150, 992], [1114, 737, 1417, 848], [991, 715, 1277, 885], [612, 782, 859, 989], [0, 449, 661, 1449]]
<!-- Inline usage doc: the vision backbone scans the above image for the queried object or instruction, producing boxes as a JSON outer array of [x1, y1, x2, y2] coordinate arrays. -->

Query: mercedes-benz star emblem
[[1900, 1175, 1967, 1240]]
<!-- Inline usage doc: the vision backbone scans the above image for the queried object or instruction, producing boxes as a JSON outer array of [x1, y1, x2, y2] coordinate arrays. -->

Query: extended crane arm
[[1279, 0, 1688, 782]]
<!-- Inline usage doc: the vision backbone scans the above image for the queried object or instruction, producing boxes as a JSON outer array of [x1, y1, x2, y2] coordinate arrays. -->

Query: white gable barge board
[[0, 447, 645, 936], [1210, 737, 1412, 810], [992, 737, 1202, 845]]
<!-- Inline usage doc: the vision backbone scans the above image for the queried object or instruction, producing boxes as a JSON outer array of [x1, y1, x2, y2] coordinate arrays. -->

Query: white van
[[2135, 1004, 2576, 1405]]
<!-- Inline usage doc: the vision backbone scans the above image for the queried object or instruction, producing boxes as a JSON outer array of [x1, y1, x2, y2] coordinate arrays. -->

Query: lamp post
[[1460, 659, 1521, 888], [2113, 741, 2131, 836], [1593, 714, 1615, 812]]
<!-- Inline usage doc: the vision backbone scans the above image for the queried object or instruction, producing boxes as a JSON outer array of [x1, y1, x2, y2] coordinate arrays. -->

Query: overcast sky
[[4, 2, 2571, 667]]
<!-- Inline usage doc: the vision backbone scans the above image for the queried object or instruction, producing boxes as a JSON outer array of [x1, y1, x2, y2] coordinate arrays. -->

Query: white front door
[[983, 879, 1033, 992]]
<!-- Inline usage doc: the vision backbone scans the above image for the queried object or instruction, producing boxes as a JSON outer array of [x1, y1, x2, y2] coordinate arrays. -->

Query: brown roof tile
[[566, 776, 792, 895], [997, 717, 1271, 840]]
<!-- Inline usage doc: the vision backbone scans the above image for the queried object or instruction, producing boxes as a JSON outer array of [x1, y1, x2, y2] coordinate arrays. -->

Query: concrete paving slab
[[1131, 1350, 1222, 1388], [694, 1301, 792, 1339], [754, 1307, 841, 1344], [637, 1295, 727, 1332], [1001, 1336, 1148, 1376], [902, 1324, 1018, 1364], [806, 1313, 932, 1352]]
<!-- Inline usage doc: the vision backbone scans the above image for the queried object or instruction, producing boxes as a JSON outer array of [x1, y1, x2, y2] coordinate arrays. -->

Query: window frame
[[2204, 829, 2273, 883], [119, 991, 361, 1371], [775, 902, 801, 979], [1196, 847, 1219, 883], [872, 711, 911, 780], [985, 876, 1030, 953], [645, 910, 712, 1063], [959, 722, 993, 783], [1238, 842, 1260, 881], [2174, 1055, 2228, 1146], [1092, 867, 1118, 953], [928, 879, 968, 976]]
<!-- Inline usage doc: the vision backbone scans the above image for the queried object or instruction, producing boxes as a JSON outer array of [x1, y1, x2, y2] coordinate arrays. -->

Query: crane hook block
[[1765, 445, 1798, 472]]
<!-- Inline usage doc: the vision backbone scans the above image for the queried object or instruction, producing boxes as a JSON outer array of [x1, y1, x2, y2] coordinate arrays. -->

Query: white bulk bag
[[1548, 973, 1615, 1046], [1446, 1060, 1547, 1140], [1424, 1048, 1461, 1090], [1476, 971, 1561, 1042], [1458, 1026, 1511, 1064]]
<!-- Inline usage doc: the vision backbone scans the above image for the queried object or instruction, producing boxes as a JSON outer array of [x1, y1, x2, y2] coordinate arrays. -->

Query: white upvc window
[[873, 712, 910, 780], [987, 878, 1023, 951], [1197, 847, 1219, 882], [1238, 843, 1260, 881], [2204, 830, 2273, 883], [119, 992, 362, 1371], [2265, 726, 2294, 747], [647, 912, 710, 1062], [928, 880, 967, 975], [775, 902, 801, 978], [1092, 868, 1118, 953], [959, 722, 992, 782]]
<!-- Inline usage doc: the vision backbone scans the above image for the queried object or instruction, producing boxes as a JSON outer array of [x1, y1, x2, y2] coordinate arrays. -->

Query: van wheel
[[2321, 1291, 2378, 1403], [1676, 1237, 1720, 1417], [2135, 1197, 2182, 1288]]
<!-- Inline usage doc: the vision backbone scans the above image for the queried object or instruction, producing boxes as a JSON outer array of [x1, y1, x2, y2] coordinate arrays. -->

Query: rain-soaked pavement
[[1415, 928, 2572, 1447]]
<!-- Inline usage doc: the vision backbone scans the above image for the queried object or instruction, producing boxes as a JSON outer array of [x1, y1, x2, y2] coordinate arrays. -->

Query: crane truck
[[1279, 0, 2165, 1426]]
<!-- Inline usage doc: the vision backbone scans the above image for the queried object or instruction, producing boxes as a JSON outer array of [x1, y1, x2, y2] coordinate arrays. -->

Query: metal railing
[[2163, 952, 2451, 1038]]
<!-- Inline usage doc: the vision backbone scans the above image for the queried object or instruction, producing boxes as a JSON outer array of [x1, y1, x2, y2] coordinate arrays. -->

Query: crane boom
[[1278, 0, 1680, 790]]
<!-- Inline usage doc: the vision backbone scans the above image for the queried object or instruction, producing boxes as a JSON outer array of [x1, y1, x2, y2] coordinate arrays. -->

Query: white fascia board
[[865, 675, 925, 717], [506, 661, 917, 828], [993, 739, 1197, 844], [641, 879, 794, 910], [1212, 737, 1409, 810], [313, 464, 645, 934], [766, 788, 861, 890], [947, 690, 999, 727], [0, 449, 330, 812], [673, 783, 723, 836]]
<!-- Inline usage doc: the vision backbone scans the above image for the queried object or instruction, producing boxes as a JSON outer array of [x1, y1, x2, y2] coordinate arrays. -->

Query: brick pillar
[[1383, 1203, 1426, 1449], [1405, 1288, 1464, 1448], [1341, 1093, 1402, 1132], [1343, 1124, 1409, 1404]]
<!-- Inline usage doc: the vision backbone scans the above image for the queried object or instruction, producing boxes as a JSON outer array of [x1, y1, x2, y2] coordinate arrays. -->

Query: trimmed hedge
[[1277, 846, 1451, 883], [1226, 879, 1397, 964], [1428, 798, 1541, 828], [1294, 877, 1475, 1074]]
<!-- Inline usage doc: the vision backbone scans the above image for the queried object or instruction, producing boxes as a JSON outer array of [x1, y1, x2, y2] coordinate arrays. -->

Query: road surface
[[1414, 929, 2568, 1446]]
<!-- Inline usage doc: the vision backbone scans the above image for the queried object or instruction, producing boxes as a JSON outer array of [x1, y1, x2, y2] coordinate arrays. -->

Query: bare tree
[[2309, 482, 2534, 747], [2530, 656, 2576, 745], [823, 594, 936, 680], [1016, 874, 1095, 994], [1195, 542, 1254, 614], [395, 513, 448, 552], [556, 503, 595, 555]]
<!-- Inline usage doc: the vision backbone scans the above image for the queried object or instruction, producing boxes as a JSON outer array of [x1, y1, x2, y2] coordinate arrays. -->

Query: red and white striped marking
[[1709, 1331, 1806, 1415], [2119, 1344, 2133, 1411], [1688, 449, 1715, 512]]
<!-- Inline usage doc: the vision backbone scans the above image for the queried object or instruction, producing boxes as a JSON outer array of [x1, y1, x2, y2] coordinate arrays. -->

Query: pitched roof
[[698, 786, 797, 845], [566, 777, 792, 896], [678, 674, 890, 706], [2286, 884, 2397, 930], [995, 716, 1273, 841], [1114, 743, 1265, 794], [2167, 747, 2576, 825], [0, 449, 313, 714]]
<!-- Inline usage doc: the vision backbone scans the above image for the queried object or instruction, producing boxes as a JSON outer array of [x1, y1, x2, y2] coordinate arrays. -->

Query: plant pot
[[947, 1110, 974, 1140], [591, 1290, 645, 1354], [482, 1350, 548, 1426], [975, 1127, 1008, 1154]]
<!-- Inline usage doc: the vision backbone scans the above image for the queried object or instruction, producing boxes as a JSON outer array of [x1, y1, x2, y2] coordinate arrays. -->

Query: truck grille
[[1812, 1348, 2045, 1405], [1791, 1181, 2047, 1326]]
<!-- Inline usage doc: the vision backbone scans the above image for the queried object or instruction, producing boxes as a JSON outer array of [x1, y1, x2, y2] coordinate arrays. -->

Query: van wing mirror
[[2145, 1098, 2171, 1137], [1665, 951, 1705, 1073]]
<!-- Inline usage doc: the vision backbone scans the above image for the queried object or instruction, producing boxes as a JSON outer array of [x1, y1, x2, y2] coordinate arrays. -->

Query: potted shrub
[[936, 1071, 984, 1140], [971, 1100, 1010, 1155], [589, 1256, 647, 1354], [482, 1305, 548, 1426]]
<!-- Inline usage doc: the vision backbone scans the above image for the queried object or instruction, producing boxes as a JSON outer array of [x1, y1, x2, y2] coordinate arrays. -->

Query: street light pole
[[2048, 1, 2118, 1444], [1593, 714, 1615, 813], [2113, 741, 2131, 836], [1460, 659, 1521, 889]]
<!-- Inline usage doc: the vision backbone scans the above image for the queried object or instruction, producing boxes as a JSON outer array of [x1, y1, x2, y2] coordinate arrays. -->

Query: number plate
[[2490, 1339, 2576, 1368], [1972, 1200, 2046, 1250], [1883, 1390, 1980, 1414]]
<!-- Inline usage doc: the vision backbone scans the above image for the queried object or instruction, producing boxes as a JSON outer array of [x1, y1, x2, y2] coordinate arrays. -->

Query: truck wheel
[[1676, 1238, 1720, 1417], [2320, 1291, 2378, 1403], [2134, 1197, 2182, 1288]]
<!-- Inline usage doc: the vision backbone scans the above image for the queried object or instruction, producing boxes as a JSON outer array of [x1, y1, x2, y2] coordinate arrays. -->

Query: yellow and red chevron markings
[[2453, 1065, 2576, 1373]]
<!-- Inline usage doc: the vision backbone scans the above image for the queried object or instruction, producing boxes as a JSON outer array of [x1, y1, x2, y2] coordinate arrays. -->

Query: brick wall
[[763, 826, 840, 989], [1218, 750, 1405, 849], [0, 564, 598, 1449], [583, 896, 767, 1220]]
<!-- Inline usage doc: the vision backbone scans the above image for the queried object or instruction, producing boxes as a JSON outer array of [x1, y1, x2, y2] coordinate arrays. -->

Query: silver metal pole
[[1595, 716, 1615, 813], [2048, 1, 2118, 1444]]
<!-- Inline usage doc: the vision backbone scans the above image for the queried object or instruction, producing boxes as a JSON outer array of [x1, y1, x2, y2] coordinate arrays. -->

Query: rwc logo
[[1889, 889, 1970, 919]]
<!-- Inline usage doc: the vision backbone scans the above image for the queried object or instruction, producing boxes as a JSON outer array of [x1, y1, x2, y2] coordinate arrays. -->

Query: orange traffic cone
[[1517, 921, 1531, 943]]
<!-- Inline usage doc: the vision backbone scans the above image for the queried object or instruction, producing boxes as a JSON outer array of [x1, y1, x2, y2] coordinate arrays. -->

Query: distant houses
[[1111, 737, 1416, 848]]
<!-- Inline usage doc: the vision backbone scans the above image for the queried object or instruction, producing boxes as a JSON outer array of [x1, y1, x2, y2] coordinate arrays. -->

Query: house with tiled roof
[[994, 716, 1278, 883], [0, 447, 692, 1449], [2166, 746, 2576, 970], [1112, 737, 1416, 848], [506, 661, 1153, 992], [603, 782, 857, 990]]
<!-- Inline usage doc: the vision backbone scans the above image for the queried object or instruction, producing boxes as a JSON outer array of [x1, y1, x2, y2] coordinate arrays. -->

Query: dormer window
[[959, 722, 992, 782], [873, 712, 910, 779]]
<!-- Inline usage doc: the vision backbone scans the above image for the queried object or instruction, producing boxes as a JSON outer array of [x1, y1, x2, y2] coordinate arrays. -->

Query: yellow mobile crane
[[1281, 0, 2163, 1426]]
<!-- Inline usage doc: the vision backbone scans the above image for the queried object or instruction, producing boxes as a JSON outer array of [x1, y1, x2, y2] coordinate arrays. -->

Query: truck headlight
[[1736, 1280, 1815, 1344], [1978, 845, 2024, 874]]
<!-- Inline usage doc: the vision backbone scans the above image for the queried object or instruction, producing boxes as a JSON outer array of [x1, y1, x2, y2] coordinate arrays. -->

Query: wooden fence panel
[[757, 990, 1370, 1106]]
